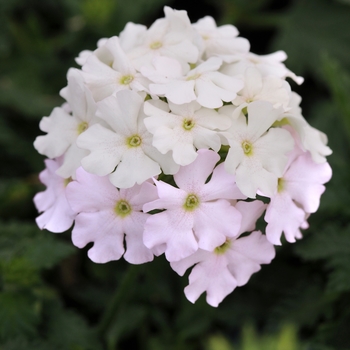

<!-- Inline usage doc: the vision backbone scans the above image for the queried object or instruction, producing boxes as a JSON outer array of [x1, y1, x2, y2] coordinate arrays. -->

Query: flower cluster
[[33, 7, 332, 307]]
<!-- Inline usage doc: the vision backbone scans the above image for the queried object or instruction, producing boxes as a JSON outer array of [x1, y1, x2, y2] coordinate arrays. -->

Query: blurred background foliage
[[0, 0, 350, 349]]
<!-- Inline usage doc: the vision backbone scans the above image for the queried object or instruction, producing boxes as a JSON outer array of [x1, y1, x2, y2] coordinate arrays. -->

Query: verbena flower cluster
[[33, 7, 332, 307]]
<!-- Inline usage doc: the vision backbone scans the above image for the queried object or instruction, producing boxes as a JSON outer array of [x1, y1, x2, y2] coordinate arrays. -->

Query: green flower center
[[183, 118, 195, 131], [126, 134, 142, 148], [273, 117, 290, 127], [186, 73, 201, 81], [115, 199, 132, 218], [150, 41, 162, 50], [183, 194, 200, 211], [214, 240, 231, 255], [242, 140, 253, 156], [64, 177, 72, 187], [120, 75, 134, 85], [77, 121, 88, 135], [242, 106, 248, 117], [277, 177, 285, 193]]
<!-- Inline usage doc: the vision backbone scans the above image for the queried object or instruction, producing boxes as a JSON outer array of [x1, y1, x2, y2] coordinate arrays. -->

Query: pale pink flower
[[170, 201, 273, 307], [34, 157, 75, 233], [264, 149, 332, 245], [66, 168, 157, 264], [143, 149, 245, 262]]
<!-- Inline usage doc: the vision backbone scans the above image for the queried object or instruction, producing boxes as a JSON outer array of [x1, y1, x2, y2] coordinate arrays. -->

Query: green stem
[[96, 264, 139, 337]]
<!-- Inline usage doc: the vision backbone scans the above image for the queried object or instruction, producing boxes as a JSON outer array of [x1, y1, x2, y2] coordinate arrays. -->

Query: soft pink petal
[[284, 153, 332, 213], [123, 212, 154, 264], [184, 257, 237, 307], [193, 200, 242, 250], [36, 192, 75, 233], [72, 211, 125, 263], [265, 193, 305, 245], [201, 163, 246, 201], [174, 149, 219, 192], [227, 231, 275, 285], [235, 200, 266, 234], [143, 210, 197, 262], [143, 179, 186, 211], [66, 167, 119, 213]]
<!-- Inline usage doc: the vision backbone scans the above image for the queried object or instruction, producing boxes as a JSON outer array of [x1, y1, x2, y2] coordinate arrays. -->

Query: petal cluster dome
[[33, 6, 332, 307]]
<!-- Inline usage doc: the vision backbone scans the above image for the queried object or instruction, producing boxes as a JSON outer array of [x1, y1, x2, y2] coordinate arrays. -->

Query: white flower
[[222, 101, 294, 198], [34, 68, 98, 178], [232, 67, 291, 110], [77, 90, 179, 188], [144, 99, 231, 166], [142, 56, 243, 108], [82, 36, 149, 101], [193, 16, 250, 62], [124, 6, 199, 70], [221, 50, 304, 85]]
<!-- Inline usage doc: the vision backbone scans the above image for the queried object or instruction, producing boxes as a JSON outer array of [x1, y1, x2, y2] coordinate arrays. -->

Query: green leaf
[[272, 0, 350, 77], [321, 55, 350, 143], [0, 292, 40, 341], [0, 221, 75, 271], [295, 224, 350, 293], [45, 303, 103, 350]]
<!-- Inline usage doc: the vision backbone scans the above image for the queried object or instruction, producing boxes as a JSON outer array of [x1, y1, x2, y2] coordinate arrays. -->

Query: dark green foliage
[[1, 0, 350, 349]]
